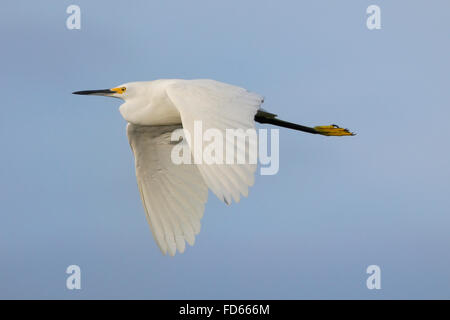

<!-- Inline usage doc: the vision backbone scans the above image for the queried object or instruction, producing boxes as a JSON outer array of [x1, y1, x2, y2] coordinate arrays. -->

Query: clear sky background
[[1, 1, 449, 299]]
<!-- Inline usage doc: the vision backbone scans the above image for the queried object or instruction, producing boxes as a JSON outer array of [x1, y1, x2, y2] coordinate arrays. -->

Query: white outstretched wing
[[127, 123, 208, 256], [166, 79, 263, 204]]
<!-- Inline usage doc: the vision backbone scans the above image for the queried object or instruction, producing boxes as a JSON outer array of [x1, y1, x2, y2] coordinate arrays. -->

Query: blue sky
[[0, 0, 449, 299]]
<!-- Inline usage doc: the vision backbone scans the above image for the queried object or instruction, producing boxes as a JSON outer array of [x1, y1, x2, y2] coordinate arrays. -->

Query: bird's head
[[72, 83, 134, 100]]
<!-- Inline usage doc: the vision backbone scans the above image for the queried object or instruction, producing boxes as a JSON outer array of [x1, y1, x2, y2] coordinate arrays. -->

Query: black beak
[[72, 89, 114, 96]]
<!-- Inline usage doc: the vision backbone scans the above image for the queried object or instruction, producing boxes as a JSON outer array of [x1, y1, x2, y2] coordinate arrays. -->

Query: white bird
[[73, 79, 354, 256]]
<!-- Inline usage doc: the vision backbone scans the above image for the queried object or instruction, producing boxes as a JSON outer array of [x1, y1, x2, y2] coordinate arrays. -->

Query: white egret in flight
[[73, 79, 354, 256]]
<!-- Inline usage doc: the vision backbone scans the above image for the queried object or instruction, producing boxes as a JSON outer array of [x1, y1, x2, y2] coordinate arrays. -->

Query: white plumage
[[73, 78, 354, 255], [127, 124, 208, 256], [76, 79, 263, 256]]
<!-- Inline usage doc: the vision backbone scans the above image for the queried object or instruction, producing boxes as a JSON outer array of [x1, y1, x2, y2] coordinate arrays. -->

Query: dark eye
[[122, 87, 126, 91]]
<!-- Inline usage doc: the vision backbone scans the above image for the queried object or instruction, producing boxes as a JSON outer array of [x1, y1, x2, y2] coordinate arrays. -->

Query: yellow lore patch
[[111, 87, 126, 94]]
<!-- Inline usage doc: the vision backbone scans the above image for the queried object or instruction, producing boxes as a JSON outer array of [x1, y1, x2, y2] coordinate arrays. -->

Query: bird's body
[[73, 79, 354, 256]]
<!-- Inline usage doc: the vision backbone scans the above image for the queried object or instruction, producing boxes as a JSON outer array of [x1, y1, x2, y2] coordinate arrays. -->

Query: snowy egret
[[73, 79, 354, 256]]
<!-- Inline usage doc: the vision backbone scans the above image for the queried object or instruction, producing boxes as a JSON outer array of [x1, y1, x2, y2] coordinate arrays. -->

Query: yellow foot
[[314, 124, 355, 136]]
